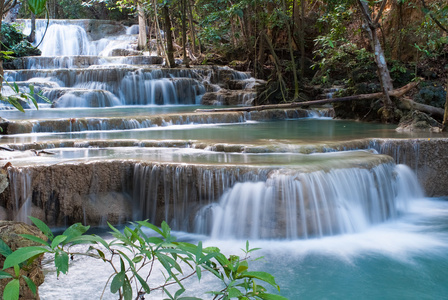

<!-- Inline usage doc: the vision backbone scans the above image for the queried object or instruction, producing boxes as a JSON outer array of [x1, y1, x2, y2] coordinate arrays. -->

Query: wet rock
[[0, 221, 47, 299], [0, 167, 8, 195], [396, 111, 441, 132], [110, 49, 142, 57], [201, 90, 256, 106]]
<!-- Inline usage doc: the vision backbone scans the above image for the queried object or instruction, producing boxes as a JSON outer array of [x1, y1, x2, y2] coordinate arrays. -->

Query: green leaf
[[62, 223, 90, 244], [51, 235, 67, 250], [0, 271, 13, 280], [228, 287, 243, 298], [54, 250, 69, 275], [110, 272, 125, 294], [134, 272, 150, 294], [28, 216, 53, 240], [238, 272, 280, 291], [27, 0, 48, 15], [145, 237, 164, 244], [0, 239, 12, 257], [123, 276, 132, 300], [7, 97, 25, 113], [196, 265, 202, 281], [136, 221, 163, 236], [13, 265, 19, 277], [132, 255, 143, 264], [18, 234, 48, 246], [257, 293, 289, 300], [66, 234, 105, 246], [161, 221, 171, 238], [3, 246, 49, 270], [174, 288, 185, 299], [3, 278, 19, 300], [22, 275, 37, 296], [12, 82, 19, 93], [236, 261, 249, 274]]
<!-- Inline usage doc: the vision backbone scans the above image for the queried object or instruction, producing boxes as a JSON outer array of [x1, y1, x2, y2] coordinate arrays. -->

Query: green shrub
[[1, 23, 41, 59], [1, 217, 287, 300]]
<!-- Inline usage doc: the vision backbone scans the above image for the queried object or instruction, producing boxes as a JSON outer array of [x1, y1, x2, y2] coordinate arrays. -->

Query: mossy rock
[[0, 221, 47, 299]]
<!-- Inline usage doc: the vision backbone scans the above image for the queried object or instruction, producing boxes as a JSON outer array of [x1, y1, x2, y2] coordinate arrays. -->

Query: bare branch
[[374, 0, 388, 24], [420, 0, 448, 33]]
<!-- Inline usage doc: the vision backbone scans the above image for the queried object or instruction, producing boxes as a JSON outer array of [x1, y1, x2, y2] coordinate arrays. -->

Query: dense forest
[[2, 0, 448, 126]]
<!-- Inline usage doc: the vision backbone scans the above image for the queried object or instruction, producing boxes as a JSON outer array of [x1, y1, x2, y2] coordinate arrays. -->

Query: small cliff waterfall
[[195, 163, 422, 239]]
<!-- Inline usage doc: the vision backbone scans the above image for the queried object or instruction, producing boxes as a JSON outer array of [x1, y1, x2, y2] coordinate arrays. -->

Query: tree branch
[[420, 0, 448, 33], [374, 0, 388, 24]]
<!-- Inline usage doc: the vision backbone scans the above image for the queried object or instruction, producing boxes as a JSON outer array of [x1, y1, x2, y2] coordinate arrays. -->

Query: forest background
[[5, 0, 448, 125]]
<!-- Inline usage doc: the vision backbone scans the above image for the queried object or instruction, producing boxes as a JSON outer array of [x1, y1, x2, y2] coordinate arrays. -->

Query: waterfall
[[39, 24, 91, 56], [132, 163, 268, 232], [8, 168, 33, 224], [195, 163, 423, 239]]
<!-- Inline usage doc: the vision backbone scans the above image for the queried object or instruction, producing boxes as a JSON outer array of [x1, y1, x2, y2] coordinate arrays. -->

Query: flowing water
[[2, 20, 448, 299]]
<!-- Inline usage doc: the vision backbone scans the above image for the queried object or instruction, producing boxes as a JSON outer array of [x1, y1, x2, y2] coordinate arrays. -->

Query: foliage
[[413, 1, 448, 58], [27, 0, 48, 15], [1, 217, 287, 300], [0, 76, 49, 112], [0, 23, 40, 59]]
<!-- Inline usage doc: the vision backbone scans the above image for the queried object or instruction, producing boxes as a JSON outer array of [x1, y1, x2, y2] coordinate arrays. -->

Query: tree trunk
[[137, 3, 147, 51], [357, 0, 394, 121], [162, 4, 176, 68], [282, 0, 299, 100], [181, 0, 189, 67], [300, 0, 306, 78], [443, 79, 448, 130], [187, 0, 197, 54], [27, 13, 36, 43]]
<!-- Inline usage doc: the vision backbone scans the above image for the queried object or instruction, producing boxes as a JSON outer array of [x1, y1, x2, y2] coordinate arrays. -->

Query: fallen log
[[399, 97, 444, 118], [195, 82, 419, 113]]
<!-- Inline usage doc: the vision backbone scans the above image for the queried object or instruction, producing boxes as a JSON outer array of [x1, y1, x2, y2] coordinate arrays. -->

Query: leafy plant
[[0, 76, 49, 112], [0, 23, 41, 59], [1, 217, 287, 300]]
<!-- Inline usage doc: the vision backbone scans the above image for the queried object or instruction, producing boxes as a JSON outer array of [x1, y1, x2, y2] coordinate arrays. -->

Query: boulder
[[0, 221, 47, 299]]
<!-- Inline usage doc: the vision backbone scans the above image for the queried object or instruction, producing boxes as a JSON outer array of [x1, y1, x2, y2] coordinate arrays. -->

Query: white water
[[195, 163, 422, 239], [38, 197, 448, 299]]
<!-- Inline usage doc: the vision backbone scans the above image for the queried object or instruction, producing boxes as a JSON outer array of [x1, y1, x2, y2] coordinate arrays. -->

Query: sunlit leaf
[[28, 216, 53, 240], [3, 247, 49, 270], [51, 235, 67, 250], [3, 278, 19, 300]]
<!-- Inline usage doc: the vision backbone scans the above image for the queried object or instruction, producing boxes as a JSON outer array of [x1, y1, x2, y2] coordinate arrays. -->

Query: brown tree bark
[[162, 4, 176, 68], [357, 0, 394, 121]]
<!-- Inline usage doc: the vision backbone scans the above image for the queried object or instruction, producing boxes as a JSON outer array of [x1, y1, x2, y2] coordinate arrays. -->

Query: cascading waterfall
[[132, 163, 269, 232], [39, 24, 91, 56], [195, 163, 423, 239]]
